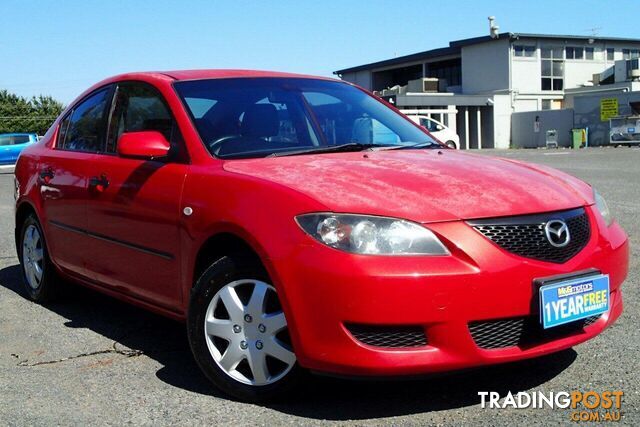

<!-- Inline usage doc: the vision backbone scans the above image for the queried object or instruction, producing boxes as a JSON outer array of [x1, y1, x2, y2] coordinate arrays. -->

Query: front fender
[[178, 165, 328, 312]]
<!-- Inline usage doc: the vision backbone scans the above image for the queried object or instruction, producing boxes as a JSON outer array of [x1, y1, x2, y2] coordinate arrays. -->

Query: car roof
[[70, 70, 347, 113], [111, 69, 340, 82], [165, 69, 338, 81]]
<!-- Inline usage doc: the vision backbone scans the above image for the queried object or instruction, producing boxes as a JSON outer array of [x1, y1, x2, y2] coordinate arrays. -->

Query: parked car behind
[[0, 133, 38, 165], [403, 114, 460, 149]]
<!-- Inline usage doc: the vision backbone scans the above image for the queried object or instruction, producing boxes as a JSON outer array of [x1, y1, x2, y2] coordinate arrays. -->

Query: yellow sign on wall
[[600, 98, 619, 121]]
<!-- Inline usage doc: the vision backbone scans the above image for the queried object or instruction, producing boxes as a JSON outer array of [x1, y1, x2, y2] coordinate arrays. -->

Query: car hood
[[223, 150, 593, 223]]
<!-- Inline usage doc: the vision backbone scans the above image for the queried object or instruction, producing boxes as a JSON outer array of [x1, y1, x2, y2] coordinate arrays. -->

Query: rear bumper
[[271, 207, 628, 376]]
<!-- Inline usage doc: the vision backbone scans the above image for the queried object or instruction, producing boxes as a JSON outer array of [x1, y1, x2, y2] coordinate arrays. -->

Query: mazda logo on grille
[[544, 219, 571, 248]]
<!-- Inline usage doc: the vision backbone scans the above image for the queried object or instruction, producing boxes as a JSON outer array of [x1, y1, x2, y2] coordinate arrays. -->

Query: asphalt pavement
[[0, 147, 638, 425]]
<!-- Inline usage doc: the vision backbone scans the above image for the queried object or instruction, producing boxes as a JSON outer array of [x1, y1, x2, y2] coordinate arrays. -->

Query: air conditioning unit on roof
[[407, 78, 445, 93]]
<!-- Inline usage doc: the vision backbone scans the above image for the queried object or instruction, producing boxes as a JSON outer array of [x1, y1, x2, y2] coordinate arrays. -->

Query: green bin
[[571, 129, 585, 149]]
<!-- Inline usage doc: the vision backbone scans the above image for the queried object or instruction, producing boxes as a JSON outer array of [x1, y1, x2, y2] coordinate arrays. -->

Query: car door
[[84, 82, 187, 310], [38, 87, 113, 278]]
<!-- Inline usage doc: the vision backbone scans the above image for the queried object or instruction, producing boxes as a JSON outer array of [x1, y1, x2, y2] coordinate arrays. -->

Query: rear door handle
[[39, 168, 54, 184], [88, 174, 109, 192]]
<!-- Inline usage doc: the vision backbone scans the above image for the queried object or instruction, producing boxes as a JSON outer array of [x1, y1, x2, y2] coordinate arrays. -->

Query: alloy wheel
[[204, 279, 296, 386], [22, 224, 44, 290]]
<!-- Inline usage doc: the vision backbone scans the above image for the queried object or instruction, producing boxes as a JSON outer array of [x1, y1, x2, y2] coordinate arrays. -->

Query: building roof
[[334, 32, 640, 75]]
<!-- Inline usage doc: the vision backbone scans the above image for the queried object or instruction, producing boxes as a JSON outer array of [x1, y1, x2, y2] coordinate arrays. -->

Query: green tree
[[0, 89, 64, 135]]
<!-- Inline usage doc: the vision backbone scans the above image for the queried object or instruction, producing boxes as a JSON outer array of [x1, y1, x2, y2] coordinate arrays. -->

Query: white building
[[334, 28, 640, 149]]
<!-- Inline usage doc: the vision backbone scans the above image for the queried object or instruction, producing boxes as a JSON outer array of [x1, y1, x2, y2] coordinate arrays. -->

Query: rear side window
[[0, 135, 31, 145], [106, 83, 174, 153], [12, 135, 31, 144], [59, 88, 110, 152]]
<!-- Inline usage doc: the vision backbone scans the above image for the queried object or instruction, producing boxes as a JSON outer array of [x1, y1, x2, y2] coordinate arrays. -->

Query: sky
[[2, 0, 639, 104]]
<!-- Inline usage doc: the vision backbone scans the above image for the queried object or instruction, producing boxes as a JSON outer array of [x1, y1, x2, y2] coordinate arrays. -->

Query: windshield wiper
[[267, 143, 385, 158], [382, 141, 441, 150], [267, 141, 442, 158]]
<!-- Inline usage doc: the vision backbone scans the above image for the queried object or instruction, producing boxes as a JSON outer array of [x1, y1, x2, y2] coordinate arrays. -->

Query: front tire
[[445, 140, 457, 149], [19, 214, 58, 302], [187, 256, 302, 402]]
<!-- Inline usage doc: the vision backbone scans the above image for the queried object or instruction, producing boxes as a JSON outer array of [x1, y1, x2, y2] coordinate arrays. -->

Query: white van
[[404, 114, 460, 149]]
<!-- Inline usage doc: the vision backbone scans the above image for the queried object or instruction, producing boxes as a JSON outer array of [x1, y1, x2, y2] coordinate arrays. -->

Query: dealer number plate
[[539, 274, 609, 329]]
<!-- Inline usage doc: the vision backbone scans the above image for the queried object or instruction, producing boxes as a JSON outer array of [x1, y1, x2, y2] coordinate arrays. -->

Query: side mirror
[[117, 131, 170, 160], [436, 124, 445, 131]]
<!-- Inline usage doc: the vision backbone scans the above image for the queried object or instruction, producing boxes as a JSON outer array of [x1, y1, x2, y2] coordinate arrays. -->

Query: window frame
[[99, 80, 189, 163], [607, 48, 615, 61], [565, 46, 580, 60], [541, 46, 564, 92], [173, 77, 435, 160], [584, 47, 594, 60], [513, 45, 536, 58], [54, 84, 115, 153]]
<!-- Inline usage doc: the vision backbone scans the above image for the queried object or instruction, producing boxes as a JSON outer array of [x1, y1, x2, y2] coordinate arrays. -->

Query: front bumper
[[271, 206, 629, 376]]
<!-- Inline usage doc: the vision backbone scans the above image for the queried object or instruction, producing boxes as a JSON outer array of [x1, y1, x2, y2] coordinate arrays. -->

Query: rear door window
[[60, 88, 111, 152]]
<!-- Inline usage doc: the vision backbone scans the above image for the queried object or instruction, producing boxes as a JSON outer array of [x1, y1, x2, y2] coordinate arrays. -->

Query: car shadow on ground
[[0, 263, 577, 421]]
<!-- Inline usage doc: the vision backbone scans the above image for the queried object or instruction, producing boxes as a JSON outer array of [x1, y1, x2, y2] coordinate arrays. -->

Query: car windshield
[[174, 78, 437, 159]]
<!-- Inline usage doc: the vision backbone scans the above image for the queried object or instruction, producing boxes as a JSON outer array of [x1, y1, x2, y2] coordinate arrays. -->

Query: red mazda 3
[[14, 70, 628, 401]]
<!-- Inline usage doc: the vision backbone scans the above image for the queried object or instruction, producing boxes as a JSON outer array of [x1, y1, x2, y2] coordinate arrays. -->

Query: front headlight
[[296, 213, 449, 255], [593, 188, 613, 226]]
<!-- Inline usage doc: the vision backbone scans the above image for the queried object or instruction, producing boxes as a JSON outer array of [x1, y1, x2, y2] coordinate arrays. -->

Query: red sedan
[[14, 70, 628, 401]]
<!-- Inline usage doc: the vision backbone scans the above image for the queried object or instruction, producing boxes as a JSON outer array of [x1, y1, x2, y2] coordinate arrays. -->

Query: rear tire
[[187, 255, 303, 402], [18, 214, 59, 303], [445, 140, 457, 149]]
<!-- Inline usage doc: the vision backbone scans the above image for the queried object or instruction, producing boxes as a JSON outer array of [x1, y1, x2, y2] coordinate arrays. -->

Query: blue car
[[0, 133, 38, 165]]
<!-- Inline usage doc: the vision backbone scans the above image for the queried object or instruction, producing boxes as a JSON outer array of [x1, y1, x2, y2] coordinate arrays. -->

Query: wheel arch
[[445, 140, 458, 150], [192, 232, 269, 287]]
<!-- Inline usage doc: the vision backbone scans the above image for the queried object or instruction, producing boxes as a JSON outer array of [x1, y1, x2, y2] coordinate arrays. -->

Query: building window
[[585, 47, 594, 60], [541, 47, 564, 91], [514, 45, 535, 57], [566, 46, 595, 60], [623, 49, 640, 60], [541, 100, 551, 110], [424, 58, 461, 87], [607, 48, 615, 61], [565, 46, 583, 59]]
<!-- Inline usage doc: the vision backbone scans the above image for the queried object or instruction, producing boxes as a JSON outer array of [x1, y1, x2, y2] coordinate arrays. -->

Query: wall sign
[[600, 98, 619, 122]]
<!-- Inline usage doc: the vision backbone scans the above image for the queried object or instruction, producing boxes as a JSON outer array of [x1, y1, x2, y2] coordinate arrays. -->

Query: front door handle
[[88, 174, 109, 192], [39, 168, 54, 184]]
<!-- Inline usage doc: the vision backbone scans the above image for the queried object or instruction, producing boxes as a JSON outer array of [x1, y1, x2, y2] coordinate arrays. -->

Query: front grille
[[346, 324, 427, 348], [469, 314, 602, 350], [469, 208, 591, 263]]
